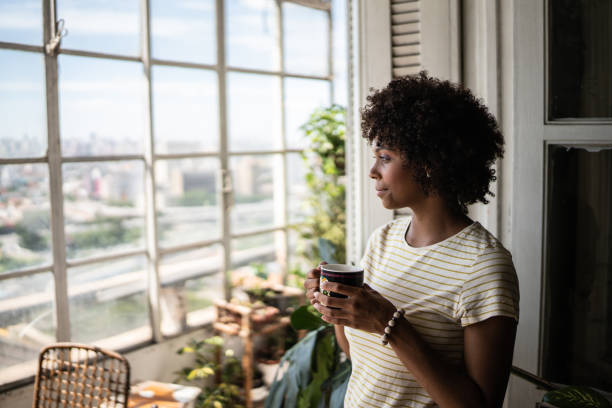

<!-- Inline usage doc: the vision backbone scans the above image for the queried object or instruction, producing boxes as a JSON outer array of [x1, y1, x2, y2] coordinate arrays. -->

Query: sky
[[0, 0, 346, 158]]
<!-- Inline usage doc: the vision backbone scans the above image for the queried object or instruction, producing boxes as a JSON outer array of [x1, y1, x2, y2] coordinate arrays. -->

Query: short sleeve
[[459, 247, 520, 326]]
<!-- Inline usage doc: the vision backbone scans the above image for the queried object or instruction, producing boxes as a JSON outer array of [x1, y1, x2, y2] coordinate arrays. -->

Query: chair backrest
[[32, 343, 130, 408]]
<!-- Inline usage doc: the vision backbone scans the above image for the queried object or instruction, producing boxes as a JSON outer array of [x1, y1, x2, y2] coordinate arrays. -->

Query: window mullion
[[141, 0, 163, 343], [216, 0, 232, 301], [278, 0, 289, 284], [44, 0, 70, 342]]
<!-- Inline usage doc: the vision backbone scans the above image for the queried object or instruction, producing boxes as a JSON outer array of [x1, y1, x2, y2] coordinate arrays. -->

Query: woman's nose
[[369, 163, 379, 179]]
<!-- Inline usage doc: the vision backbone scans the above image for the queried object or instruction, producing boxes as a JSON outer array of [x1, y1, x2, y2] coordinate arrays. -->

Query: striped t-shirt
[[344, 217, 519, 408]]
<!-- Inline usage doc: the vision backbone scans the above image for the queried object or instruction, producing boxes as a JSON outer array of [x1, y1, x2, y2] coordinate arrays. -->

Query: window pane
[[283, 3, 329, 76], [231, 231, 284, 287], [227, 73, 281, 152], [543, 146, 612, 390], [0, 50, 47, 158], [0, 164, 51, 273], [59, 56, 146, 156], [0, 0, 42, 45], [549, 0, 612, 119], [0, 272, 55, 386], [151, 0, 216, 64], [57, 0, 140, 56], [152, 66, 219, 154], [68, 256, 151, 347], [231, 155, 281, 233], [159, 245, 223, 336], [288, 228, 310, 288], [284, 78, 330, 149], [226, 0, 279, 71], [332, 0, 348, 106], [287, 153, 309, 224], [155, 158, 220, 248], [63, 161, 145, 260]]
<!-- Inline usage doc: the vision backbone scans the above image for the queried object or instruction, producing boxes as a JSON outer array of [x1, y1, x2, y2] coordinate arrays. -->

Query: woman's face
[[369, 145, 426, 210]]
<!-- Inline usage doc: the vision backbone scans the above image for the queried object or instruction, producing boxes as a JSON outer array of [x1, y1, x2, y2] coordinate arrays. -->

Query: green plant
[[511, 366, 611, 408], [177, 336, 245, 408], [265, 305, 350, 408], [298, 104, 346, 265]]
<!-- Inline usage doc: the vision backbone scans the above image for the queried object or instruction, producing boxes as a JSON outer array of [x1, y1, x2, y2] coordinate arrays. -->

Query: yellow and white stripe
[[344, 217, 519, 407]]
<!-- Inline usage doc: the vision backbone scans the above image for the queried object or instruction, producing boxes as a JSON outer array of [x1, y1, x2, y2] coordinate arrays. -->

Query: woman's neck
[[405, 200, 471, 248]]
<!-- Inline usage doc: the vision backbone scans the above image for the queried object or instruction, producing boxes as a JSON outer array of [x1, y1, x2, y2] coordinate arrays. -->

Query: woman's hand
[[313, 281, 397, 335], [304, 262, 326, 305]]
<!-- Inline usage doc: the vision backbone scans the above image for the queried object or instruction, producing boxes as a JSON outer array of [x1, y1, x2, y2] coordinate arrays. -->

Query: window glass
[[63, 161, 145, 260], [226, 0, 279, 71], [0, 164, 51, 273], [287, 152, 309, 224], [227, 73, 281, 152], [287, 228, 310, 288], [332, 0, 348, 106], [231, 231, 284, 289], [230, 155, 280, 234], [58, 56, 146, 156], [155, 158, 220, 248], [57, 0, 140, 56], [151, 0, 216, 64], [0, 0, 42, 45], [0, 50, 47, 158], [283, 2, 329, 76], [284, 77, 331, 149], [159, 245, 223, 336], [543, 145, 612, 390], [152, 66, 219, 154], [68, 256, 151, 347], [549, 0, 612, 119]]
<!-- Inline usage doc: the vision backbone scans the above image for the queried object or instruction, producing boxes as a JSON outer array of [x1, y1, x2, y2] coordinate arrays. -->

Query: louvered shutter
[[391, 0, 421, 78]]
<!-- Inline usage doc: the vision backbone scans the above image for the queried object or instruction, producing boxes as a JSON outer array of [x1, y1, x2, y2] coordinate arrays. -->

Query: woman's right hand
[[304, 262, 326, 305]]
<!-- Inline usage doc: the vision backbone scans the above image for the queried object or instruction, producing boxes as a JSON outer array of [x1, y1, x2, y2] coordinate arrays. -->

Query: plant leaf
[[290, 305, 326, 331], [543, 386, 612, 408]]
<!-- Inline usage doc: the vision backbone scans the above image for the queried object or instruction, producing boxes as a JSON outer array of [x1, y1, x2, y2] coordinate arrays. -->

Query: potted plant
[[176, 336, 245, 408]]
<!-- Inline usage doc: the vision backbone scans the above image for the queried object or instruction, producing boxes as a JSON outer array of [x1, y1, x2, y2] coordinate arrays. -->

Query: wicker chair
[[32, 343, 130, 408]]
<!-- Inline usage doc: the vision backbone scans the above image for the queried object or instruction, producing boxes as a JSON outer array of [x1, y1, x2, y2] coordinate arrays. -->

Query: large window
[[0, 0, 346, 387]]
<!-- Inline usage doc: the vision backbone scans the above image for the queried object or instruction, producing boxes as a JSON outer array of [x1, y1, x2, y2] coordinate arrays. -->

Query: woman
[[304, 72, 519, 408]]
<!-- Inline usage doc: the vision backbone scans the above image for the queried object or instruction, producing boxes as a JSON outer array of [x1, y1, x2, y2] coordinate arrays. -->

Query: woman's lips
[[376, 189, 388, 197]]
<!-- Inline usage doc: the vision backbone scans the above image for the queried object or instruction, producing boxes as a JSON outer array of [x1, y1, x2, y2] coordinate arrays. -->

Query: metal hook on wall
[[45, 18, 68, 56]]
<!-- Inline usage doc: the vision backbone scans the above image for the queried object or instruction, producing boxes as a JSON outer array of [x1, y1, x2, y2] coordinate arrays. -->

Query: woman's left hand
[[314, 281, 397, 335]]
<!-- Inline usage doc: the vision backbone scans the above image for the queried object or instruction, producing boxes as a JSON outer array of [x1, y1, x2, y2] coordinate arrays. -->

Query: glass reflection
[[68, 256, 151, 345], [0, 164, 51, 273], [151, 0, 216, 64], [284, 78, 331, 149], [152, 66, 219, 154], [0, 50, 47, 158], [0, 0, 42, 45], [159, 246, 223, 335], [283, 3, 329, 76], [155, 158, 220, 248], [0, 272, 55, 386], [63, 161, 145, 260], [227, 73, 281, 151], [59, 56, 146, 156], [230, 155, 280, 233], [227, 0, 279, 71], [549, 0, 612, 119], [287, 153, 309, 224], [57, 0, 140, 56]]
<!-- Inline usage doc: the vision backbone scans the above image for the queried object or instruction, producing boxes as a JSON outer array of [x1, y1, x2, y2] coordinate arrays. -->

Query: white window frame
[[0, 0, 336, 388]]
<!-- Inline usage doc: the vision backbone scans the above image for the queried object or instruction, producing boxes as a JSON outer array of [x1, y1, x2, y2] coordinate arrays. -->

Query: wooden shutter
[[391, 0, 421, 78]]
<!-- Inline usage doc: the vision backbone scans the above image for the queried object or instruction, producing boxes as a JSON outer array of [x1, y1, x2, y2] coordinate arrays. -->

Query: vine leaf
[[542, 386, 612, 408]]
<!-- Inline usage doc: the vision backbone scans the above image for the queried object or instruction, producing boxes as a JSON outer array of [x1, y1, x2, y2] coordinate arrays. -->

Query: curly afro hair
[[361, 71, 504, 215]]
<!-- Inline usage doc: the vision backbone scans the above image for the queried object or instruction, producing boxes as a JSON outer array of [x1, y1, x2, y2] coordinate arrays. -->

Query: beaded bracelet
[[381, 308, 405, 346]]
